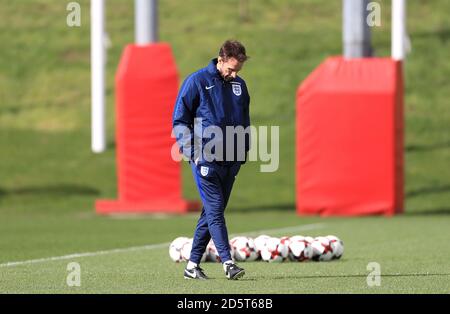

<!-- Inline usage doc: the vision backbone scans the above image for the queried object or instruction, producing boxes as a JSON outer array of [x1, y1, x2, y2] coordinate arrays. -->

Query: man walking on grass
[[172, 40, 251, 280]]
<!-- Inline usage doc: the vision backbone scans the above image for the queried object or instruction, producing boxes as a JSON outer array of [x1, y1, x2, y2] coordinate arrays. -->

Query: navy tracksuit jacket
[[172, 58, 250, 264]]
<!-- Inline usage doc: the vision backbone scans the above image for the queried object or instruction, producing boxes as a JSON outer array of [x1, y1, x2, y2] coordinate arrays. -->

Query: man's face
[[217, 57, 243, 82]]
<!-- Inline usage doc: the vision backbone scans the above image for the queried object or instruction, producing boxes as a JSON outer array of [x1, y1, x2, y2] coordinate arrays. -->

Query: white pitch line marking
[[0, 223, 325, 268]]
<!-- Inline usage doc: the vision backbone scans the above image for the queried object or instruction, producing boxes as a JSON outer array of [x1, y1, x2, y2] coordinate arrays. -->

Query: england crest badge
[[232, 84, 242, 96], [200, 166, 209, 176]]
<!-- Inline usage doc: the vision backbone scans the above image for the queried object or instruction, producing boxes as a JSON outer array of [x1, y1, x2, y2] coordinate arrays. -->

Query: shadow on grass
[[405, 184, 450, 216], [404, 208, 450, 216], [229, 201, 450, 216], [107, 140, 116, 149], [406, 184, 450, 198], [411, 29, 450, 44], [405, 141, 450, 153], [229, 203, 295, 213], [0, 184, 100, 197]]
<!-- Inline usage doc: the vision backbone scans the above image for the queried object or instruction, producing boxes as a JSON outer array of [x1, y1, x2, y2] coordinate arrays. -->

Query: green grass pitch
[[0, 0, 449, 293], [1, 213, 449, 293]]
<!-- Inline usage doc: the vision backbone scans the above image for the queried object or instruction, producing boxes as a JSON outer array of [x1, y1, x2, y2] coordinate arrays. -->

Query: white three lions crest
[[232, 84, 242, 96], [200, 166, 209, 176]]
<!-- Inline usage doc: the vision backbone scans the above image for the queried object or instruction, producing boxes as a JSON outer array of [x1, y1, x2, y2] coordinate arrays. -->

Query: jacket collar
[[207, 58, 222, 78]]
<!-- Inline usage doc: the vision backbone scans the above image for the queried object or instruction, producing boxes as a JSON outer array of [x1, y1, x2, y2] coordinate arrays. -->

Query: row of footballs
[[169, 235, 344, 263]]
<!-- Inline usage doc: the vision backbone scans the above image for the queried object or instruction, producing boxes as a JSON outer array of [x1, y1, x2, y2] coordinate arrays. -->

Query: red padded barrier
[[296, 57, 404, 216], [96, 43, 200, 214]]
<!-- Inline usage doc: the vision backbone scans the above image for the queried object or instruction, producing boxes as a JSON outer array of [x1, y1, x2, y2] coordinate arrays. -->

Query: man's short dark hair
[[219, 40, 248, 63]]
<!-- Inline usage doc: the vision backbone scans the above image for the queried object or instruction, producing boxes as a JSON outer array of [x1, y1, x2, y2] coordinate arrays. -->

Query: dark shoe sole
[[228, 269, 245, 280]]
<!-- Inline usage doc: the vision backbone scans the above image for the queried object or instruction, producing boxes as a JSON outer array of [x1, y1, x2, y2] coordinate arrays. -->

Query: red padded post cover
[[96, 43, 199, 214], [296, 57, 404, 216]]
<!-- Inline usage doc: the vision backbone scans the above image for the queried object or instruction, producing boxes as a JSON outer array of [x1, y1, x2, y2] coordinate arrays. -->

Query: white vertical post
[[91, 0, 106, 153], [135, 0, 158, 45], [392, 0, 406, 61]]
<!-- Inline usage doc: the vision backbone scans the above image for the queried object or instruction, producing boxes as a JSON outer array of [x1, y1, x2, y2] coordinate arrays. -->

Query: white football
[[288, 236, 313, 262], [254, 235, 270, 257], [311, 236, 334, 261], [206, 240, 221, 263], [180, 238, 206, 262], [229, 244, 236, 261], [169, 237, 190, 262], [230, 236, 259, 262], [260, 237, 289, 263], [280, 236, 291, 249], [326, 235, 344, 259], [180, 238, 193, 261]]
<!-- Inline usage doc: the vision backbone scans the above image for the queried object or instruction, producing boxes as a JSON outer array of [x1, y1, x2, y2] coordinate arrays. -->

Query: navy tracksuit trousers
[[189, 161, 241, 264]]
